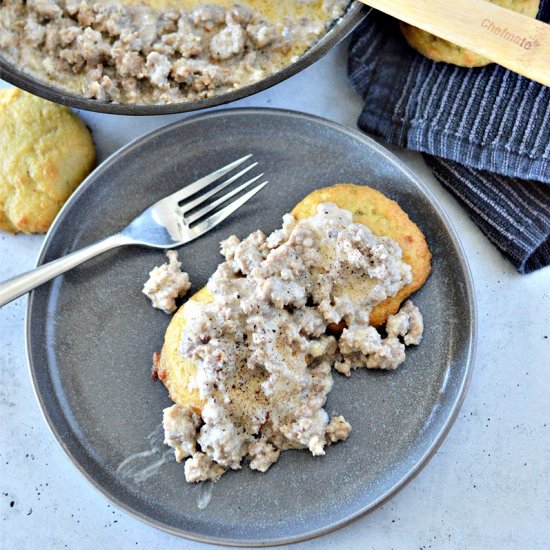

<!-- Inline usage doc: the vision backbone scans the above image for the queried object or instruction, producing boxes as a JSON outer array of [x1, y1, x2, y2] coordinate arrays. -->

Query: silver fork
[[0, 155, 267, 308]]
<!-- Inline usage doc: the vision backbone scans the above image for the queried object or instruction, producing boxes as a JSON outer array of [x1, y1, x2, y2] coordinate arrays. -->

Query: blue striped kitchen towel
[[348, 2, 550, 274]]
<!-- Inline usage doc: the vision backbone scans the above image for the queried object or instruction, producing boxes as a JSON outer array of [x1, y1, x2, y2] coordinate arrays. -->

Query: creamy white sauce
[[163, 203, 424, 482], [117, 425, 174, 483], [0, 0, 350, 104], [195, 481, 214, 509]]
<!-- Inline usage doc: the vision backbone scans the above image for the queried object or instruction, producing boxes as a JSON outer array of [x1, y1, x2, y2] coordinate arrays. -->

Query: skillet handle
[[0, 233, 130, 308]]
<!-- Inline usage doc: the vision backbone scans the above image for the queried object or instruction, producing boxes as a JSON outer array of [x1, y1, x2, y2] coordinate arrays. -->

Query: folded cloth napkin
[[348, 2, 550, 274]]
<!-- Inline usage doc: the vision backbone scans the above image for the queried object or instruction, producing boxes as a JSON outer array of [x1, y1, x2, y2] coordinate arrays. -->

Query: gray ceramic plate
[[26, 109, 476, 546]]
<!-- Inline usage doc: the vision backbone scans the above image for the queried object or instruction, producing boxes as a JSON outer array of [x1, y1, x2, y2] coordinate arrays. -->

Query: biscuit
[[400, 0, 540, 67], [157, 286, 209, 413], [158, 184, 431, 411], [0, 88, 95, 234], [291, 184, 431, 327], [158, 286, 269, 413]]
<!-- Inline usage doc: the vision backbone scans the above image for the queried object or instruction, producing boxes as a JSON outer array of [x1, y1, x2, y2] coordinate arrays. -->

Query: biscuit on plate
[[292, 184, 431, 327], [156, 286, 209, 413], [0, 88, 96, 234], [157, 183, 431, 413], [156, 286, 269, 414], [400, 0, 540, 67]]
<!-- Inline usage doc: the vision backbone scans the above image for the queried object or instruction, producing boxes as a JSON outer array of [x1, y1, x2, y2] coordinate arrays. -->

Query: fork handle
[[0, 233, 131, 308]]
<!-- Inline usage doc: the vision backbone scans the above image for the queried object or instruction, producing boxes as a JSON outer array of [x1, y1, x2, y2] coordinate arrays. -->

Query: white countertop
[[1, 41, 549, 550]]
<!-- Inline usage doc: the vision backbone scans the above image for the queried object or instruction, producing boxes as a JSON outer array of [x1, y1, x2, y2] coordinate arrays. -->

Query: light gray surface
[[0, 42, 549, 549]]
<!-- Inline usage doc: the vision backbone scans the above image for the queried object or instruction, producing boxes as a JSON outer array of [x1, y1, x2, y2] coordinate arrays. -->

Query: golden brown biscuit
[[400, 0, 540, 67], [291, 184, 431, 327], [0, 88, 96, 234], [157, 286, 210, 413]]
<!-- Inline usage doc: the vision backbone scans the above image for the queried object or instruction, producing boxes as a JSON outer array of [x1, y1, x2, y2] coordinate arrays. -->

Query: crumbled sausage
[[190, 4, 226, 30], [143, 250, 191, 314], [184, 452, 225, 482], [210, 23, 246, 61], [386, 300, 424, 345], [246, 23, 279, 48], [162, 203, 423, 483], [145, 51, 172, 89], [326, 416, 352, 444], [249, 439, 281, 472], [0, 1, 350, 104]]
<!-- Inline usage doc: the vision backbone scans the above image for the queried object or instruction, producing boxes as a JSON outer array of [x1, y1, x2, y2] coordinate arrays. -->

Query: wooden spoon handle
[[358, 0, 550, 86]]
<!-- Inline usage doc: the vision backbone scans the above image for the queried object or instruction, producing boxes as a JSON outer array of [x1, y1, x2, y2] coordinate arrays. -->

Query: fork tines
[[170, 155, 267, 227]]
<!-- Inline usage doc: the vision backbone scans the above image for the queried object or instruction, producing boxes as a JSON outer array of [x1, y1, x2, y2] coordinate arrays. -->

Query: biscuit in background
[[0, 88, 96, 234], [400, 0, 540, 67]]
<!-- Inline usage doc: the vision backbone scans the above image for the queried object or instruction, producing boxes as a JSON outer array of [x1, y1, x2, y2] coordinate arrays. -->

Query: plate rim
[[25, 107, 477, 547]]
